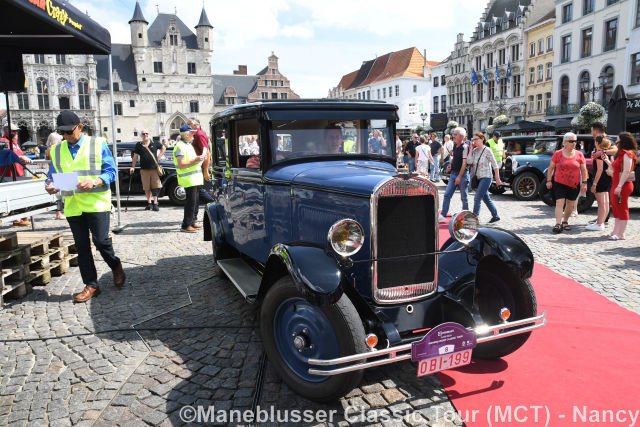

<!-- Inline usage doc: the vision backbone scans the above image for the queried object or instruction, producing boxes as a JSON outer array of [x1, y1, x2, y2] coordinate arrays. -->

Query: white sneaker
[[585, 223, 604, 231], [438, 214, 447, 223]]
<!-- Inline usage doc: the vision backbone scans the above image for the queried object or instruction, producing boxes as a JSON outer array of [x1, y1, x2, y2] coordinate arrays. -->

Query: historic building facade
[[6, 54, 99, 144], [445, 33, 473, 132], [548, 0, 631, 120], [95, 2, 214, 141], [329, 47, 441, 133], [213, 54, 300, 112], [523, 10, 555, 121]]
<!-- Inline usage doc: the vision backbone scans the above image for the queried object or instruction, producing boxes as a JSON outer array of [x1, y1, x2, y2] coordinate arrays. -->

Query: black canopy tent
[[498, 120, 555, 133], [0, 0, 124, 230]]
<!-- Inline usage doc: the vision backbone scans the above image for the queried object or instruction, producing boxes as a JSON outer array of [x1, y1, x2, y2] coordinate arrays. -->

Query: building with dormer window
[[94, 2, 214, 141], [467, 0, 554, 131]]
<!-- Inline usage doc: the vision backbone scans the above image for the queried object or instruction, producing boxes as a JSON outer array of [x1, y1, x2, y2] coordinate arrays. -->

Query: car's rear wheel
[[167, 180, 186, 205], [260, 276, 366, 402], [473, 270, 537, 359], [512, 172, 540, 201]]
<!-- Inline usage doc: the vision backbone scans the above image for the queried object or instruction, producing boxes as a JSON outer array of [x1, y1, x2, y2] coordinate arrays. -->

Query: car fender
[[438, 227, 534, 292], [514, 165, 545, 180], [204, 201, 226, 244], [258, 243, 345, 306]]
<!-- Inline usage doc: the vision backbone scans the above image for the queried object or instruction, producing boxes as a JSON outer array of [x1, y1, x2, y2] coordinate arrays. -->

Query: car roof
[[212, 99, 399, 122]]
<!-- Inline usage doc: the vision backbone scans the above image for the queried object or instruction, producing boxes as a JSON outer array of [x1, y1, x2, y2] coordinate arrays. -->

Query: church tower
[[129, 1, 148, 48], [195, 7, 213, 51]]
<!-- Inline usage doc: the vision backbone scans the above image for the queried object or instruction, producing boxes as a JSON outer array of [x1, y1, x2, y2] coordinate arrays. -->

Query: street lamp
[[581, 72, 607, 102], [420, 112, 428, 128]]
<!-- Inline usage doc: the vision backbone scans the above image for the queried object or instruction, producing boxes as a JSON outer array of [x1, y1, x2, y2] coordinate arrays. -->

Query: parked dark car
[[112, 142, 186, 205], [204, 100, 545, 401]]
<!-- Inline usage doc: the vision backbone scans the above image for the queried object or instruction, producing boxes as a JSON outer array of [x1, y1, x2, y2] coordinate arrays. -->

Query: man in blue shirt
[[45, 111, 124, 303]]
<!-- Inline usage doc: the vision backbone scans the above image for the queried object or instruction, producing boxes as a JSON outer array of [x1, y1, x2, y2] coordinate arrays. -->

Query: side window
[[213, 125, 227, 167], [233, 119, 260, 169]]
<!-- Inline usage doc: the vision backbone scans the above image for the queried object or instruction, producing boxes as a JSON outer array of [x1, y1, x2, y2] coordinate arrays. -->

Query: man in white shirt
[[415, 138, 432, 176]]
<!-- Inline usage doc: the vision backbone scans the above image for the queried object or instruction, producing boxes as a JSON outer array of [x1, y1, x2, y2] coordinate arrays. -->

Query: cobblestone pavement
[[0, 190, 638, 427]]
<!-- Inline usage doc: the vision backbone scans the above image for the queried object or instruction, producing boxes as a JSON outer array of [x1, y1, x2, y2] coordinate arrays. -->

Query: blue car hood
[[266, 160, 396, 196]]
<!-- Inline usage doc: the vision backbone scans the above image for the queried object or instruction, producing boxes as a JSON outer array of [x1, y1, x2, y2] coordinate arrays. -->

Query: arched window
[[78, 79, 90, 110], [36, 77, 49, 110], [170, 117, 184, 132], [560, 76, 570, 107], [601, 66, 614, 103], [579, 71, 590, 105]]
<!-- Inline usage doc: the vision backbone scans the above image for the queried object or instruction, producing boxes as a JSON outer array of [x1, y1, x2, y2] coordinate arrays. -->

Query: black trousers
[[182, 185, 200, 229], [67, 212, 120, 288]]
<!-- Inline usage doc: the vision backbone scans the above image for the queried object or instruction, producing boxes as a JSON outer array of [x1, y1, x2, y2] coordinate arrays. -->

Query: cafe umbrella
[[0, 0, 126, 232], [606, 85, 627, 135]]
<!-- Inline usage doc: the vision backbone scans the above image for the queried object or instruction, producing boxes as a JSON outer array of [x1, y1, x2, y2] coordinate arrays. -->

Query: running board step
[[217, 258, 261, 303]]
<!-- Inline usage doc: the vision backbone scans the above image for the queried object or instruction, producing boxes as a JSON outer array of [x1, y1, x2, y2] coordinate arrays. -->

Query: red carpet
[[436, 226, 640, 427]]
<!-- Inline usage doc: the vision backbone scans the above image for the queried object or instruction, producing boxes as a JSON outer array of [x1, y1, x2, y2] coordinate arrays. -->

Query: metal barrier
[[23, 160, 50, 179]]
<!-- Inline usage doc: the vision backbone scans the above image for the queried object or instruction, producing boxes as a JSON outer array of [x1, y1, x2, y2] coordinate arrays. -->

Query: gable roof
[[336, 47, 439, 90], [148, 14, 198, 49], [212, 75, 258, 105], [95, 44, 138, 91], [527, 9, 555, 29]]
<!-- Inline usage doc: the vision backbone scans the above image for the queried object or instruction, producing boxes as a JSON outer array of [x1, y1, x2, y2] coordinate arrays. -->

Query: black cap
[[493, 131, 501, 137], [56, 111, 81, 132]]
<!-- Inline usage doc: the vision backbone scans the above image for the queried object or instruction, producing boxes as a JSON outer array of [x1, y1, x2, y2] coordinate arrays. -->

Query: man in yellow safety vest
[[46, 111, 125, 303], [173, 124, 204, 233]]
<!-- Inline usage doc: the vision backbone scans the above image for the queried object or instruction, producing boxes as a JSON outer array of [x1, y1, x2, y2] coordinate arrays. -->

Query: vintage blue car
[[204, 100, 545, 401]]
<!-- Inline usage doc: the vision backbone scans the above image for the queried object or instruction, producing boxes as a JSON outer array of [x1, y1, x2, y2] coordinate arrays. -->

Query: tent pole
[[107, 54, 124, 233], [4, 92, 12, 136]]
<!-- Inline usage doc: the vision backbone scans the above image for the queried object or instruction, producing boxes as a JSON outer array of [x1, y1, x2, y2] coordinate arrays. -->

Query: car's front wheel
[[166, 180, 186, 205], [473, 270, 537, 359], [512, 172, 541, 201], [260, 276, 366, 402]]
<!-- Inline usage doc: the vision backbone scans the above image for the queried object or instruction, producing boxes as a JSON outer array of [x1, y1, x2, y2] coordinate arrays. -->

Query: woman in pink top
[[545, 132, 588, 233]]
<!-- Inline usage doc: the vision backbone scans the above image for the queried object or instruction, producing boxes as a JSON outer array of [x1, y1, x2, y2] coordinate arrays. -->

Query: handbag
[[143, 143, 165, 176], [470, 147, 486, 190]]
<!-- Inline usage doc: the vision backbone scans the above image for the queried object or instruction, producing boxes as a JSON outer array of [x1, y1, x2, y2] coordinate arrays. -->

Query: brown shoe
[[112, 262, 125, 288], [181, 226, 197, 233], [73, 286, 100, 303], [12, 219, 31, 227], [190, 223, 202, 229]]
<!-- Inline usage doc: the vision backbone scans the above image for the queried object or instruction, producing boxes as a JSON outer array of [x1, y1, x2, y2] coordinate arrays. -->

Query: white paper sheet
[[52, 172, 79, 191]]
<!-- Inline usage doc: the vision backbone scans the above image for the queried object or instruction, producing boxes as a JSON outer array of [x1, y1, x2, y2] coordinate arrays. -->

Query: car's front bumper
[[307, 312, 546, 376]]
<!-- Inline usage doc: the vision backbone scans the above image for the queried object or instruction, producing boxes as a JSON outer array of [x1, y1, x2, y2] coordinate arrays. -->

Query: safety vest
[[50, 136, 112, 217], [173, 140, 204, 188], [488, 138, 504, 163]]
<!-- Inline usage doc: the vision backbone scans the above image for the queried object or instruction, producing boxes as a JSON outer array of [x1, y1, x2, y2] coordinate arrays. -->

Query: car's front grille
[[372, 177, 438, 304]]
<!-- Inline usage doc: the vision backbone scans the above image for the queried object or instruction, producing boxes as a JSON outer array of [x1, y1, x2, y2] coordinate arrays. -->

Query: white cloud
[[63, 0, 487, 97]]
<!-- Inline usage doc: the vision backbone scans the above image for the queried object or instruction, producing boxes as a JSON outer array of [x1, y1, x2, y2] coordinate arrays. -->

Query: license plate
[[416, 349, 472, 377]]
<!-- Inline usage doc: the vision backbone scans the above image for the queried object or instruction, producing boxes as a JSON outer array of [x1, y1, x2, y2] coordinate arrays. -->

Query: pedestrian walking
[[466, 132, 502, 223], [487, 131, 505, 168], [404, 134, 418, 173], [415, 137, 432, 176], [173, 124, 204, 233], [439, 127, 471, 222], [585, 136, 612, 231], [602, 132, 637, 240], [429, 132, 444, 181], [130, 129, 166, 211], [545, 132, 588, 234], [46, 111, 125, 303]]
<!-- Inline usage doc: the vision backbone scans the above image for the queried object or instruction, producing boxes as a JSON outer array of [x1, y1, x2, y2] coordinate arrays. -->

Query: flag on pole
[[495, 63, 500, 82], [506, 61, 512, 80], [471, 68, 478, 85], [482, 66, 488, 84]]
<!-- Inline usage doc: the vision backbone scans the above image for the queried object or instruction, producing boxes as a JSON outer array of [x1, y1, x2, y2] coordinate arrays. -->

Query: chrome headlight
[[328, 219, 365, 257], [448, 211, 479, 245]]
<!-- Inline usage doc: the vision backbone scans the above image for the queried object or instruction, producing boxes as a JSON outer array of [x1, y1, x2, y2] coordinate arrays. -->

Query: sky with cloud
[[1, 0, 488, 109]]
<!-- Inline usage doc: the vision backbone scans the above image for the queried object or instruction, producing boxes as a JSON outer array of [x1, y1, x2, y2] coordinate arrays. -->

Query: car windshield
[[269, 119, 394, 163]]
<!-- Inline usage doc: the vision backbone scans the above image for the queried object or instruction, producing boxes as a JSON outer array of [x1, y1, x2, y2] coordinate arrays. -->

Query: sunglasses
[[566, 140, 577, 143], [57, 124, 79, 135], [142, 133, 149, 135]]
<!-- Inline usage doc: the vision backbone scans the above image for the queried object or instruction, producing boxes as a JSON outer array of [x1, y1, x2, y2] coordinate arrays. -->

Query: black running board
[[217, 258, 261, 303]]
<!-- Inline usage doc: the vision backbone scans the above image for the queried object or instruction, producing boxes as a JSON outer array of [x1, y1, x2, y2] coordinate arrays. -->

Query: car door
[[218, 117, 267, 261]]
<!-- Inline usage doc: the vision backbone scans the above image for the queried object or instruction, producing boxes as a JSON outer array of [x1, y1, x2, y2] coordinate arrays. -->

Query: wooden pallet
[[0, 246, 29, 270], [16, 231, 65, 256], [2, 266, 29, 298], [0, 232, 18, 252]]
